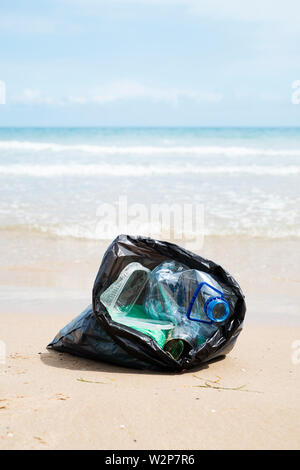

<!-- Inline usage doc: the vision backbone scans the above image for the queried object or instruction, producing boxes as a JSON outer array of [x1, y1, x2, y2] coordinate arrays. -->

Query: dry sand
[[0, 311, 299, 450], [0, 233, 300, 449]]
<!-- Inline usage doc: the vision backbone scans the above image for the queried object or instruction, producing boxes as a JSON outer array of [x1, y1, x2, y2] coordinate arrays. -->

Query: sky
[[0, 0, 300, 126]]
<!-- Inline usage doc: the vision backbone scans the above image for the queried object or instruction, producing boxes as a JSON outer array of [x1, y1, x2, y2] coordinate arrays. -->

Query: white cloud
[[187, 0, 300, 22], [0, 15, 57, 34], [13, 89, 54, 105], [62, 0, 300, 23], [234, 89, 284, 103], [69, 80, 223, 106], [0, 13, 83, 35], [11, 81, 222, 107]]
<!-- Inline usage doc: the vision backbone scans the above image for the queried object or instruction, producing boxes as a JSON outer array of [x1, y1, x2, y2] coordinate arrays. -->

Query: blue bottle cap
[[205, 297, 230, 323]]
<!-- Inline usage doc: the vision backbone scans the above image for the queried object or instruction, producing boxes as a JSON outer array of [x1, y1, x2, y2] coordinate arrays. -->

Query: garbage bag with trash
[[48, 235, 246, 372]]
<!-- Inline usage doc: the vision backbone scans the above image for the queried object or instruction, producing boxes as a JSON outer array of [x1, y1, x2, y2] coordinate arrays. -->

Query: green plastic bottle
[[109, 304, 173, 349]]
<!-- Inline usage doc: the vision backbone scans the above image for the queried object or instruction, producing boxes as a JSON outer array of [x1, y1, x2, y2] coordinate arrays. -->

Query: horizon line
[[0, 125, 300, 129]]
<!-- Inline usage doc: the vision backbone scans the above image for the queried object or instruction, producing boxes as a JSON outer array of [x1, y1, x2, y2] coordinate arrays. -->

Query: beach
[[0, 127, 300, 449], [2, 0, 300, 450], [1, 233, 300, 450], [1, 312, 299, 450]]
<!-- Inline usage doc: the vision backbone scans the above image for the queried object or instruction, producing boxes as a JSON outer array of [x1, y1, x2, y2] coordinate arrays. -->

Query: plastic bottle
[[145, 261, 231, 360], [100, 262, 173, 348], [178, 269, 230, 324], [100, 262, 150, 315]]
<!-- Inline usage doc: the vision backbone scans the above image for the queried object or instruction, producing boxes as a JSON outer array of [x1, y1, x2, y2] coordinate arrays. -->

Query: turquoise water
[[0, 127, 299, 239]]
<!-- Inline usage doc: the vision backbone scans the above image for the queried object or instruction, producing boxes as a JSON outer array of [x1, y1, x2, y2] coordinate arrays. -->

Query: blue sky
[[0, 0, 300, 126]]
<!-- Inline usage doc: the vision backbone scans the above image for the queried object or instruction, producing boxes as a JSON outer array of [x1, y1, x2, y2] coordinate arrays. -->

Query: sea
[[0, 127, 299, 241]]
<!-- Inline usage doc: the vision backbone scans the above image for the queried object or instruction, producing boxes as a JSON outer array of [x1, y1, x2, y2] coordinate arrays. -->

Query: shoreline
[[0, 230, 299, 324]]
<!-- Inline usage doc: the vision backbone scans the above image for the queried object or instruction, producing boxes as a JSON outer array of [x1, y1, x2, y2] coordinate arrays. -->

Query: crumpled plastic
[[48, 235, 246, 372]]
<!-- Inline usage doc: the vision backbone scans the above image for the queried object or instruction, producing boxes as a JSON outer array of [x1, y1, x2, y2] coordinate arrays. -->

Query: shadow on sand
[[40, 349, 226, 376]]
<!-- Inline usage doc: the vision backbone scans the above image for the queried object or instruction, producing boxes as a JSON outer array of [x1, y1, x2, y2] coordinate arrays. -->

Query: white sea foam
[[52, 224, 300, 240], [1, 140, 300, 156], [0, 163, 299, 177], [2, 221, 299, 240]]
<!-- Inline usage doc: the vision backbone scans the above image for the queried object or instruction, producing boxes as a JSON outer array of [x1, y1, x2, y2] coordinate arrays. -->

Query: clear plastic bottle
[[100, 262, 150, 315], [145, 261, 232, 359], [100, 262, 173, 347], [178, 269, 230, 324]]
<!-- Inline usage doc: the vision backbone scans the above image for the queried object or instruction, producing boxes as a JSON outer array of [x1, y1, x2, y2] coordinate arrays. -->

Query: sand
[[1, 231, 300, 324], [0, 232, 300, 450], [0, 311, 299, 450]]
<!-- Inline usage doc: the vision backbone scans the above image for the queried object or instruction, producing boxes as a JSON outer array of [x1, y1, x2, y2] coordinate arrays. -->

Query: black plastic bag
[[48, 235, 246, 372]]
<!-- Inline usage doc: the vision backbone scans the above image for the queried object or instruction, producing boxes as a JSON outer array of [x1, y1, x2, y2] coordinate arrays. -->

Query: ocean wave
[[0, 163, 299, 177], [1, 140, 300, 156], [1, 222, 299, 240]]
